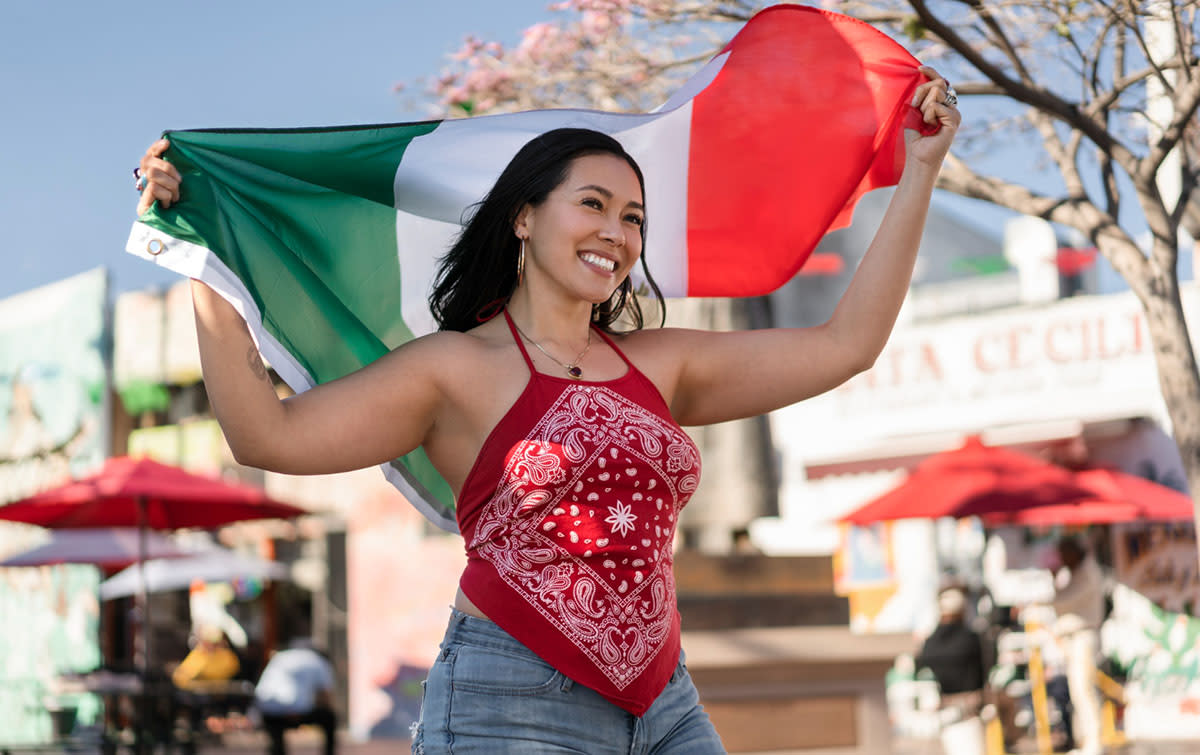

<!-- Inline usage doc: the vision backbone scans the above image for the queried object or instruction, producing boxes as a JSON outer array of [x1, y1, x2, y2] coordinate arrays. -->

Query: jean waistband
[[442, 606, 536, 654], [440, 606, 686, 682]]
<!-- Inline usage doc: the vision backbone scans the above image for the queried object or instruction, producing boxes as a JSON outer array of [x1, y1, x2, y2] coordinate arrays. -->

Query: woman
[[136, 67, 958, 753]]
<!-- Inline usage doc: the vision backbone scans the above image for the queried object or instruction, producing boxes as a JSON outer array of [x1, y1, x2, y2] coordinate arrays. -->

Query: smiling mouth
[[580, 252, 616, 273]]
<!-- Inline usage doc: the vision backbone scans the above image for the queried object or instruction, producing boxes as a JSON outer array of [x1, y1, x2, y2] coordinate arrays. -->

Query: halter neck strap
[[502, 309, 536, 371], [590, 325, 634, 370]]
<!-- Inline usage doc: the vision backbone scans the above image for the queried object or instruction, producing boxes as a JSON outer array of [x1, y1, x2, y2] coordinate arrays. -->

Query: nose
[[598, 218, 626, 247]]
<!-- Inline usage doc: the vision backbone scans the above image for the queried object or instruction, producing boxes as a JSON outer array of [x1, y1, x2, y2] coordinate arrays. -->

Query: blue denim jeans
[[411, 608, 725, 754]]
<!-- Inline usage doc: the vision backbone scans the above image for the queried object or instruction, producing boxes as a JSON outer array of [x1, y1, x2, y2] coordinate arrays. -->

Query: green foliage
[[903, 14, 926, 41], [118, 380, 170, 416]]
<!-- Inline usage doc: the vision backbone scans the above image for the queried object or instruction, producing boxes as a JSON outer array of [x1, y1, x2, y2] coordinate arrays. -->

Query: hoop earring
[[516, 238, 526, 286]]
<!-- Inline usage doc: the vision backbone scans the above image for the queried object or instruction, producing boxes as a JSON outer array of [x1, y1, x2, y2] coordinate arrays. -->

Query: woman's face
[[517, 153, 645, 305]]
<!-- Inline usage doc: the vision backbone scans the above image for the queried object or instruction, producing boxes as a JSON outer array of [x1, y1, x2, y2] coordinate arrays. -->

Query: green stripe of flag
[[137, 121, 454, 521]]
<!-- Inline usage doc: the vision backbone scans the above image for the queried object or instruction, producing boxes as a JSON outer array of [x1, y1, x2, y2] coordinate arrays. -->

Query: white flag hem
[[125, 221, 316, 393]]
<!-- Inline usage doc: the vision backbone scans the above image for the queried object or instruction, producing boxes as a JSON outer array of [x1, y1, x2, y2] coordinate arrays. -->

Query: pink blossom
[[464, 68, 501, 92], [580, 10, 615, 39], [451, 35, 485, 62]]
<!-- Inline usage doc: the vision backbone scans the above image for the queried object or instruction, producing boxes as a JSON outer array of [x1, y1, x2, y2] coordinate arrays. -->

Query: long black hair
[[429, 128, 666, 333]]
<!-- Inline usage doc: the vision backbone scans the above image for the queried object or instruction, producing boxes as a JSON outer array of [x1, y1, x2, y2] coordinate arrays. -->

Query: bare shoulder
[[381, 319, 519, 387], [608, 326, 707, 392], [381, 326, 498, 362], [615, 326, 708, 358]]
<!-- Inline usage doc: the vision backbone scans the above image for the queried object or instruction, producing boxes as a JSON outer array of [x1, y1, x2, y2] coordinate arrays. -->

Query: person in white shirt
[[1051, 536, 1106, 755], [254, 640, 337, 755]]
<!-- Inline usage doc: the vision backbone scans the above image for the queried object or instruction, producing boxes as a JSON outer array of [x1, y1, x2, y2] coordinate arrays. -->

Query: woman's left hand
[[905, 65, 961, 169]]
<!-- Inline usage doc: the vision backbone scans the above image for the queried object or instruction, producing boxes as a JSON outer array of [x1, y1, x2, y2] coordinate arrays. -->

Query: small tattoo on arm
[[247, 345, 270, 382]]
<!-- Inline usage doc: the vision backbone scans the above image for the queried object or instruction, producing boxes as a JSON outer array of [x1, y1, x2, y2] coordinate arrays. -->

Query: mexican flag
[[126, 5, 929, 531]]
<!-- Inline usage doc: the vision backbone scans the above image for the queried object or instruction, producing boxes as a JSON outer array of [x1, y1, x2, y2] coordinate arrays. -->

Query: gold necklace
[[511, 321, 592, 379]]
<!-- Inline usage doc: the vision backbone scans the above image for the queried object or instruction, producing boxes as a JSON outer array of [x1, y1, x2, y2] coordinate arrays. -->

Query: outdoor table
[[52, 670, 182, 754], [172, 679, 257, 753]]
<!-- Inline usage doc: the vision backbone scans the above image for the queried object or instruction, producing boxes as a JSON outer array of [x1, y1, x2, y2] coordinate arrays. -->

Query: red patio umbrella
[[840, 436, 1092, 525], [1075, 468, 1195, 517], [0, 455, 304, 529], [983, 467, 1195, 526]]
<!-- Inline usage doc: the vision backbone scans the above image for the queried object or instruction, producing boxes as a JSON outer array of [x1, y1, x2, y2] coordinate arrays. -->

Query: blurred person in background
[[172, 624, 240, 690], [916, 587, 986, 716], [254, 639, 337, 755], [1051, 535, 1106, 755]]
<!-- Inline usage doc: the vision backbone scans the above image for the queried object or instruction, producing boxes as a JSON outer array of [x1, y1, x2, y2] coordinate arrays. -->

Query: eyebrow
[[575, 184, 645, 211]]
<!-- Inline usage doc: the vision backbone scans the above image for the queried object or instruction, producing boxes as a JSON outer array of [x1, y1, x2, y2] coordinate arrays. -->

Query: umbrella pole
[[137, 497, 153, 754]]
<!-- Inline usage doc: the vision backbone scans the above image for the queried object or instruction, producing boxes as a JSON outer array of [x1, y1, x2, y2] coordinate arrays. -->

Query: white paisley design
[[469, 385, 700, 690]]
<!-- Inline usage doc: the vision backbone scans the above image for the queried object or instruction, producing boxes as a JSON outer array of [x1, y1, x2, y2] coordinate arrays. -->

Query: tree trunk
[[1138, 270, 1200, 512]]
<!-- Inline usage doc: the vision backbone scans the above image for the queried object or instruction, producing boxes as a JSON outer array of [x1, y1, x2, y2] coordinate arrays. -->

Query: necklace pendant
[[567, 365, 583, 379]]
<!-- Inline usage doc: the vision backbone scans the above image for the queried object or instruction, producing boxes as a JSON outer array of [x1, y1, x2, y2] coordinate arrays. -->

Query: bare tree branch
[[1119, 0, 1180, 94], [1086, 15, 1120, 99], [1083, 63, 1171, 116], [957, 0, 1035, 80], [1143, 69, 1200, 179], [937, 152, 1153, 288], [1170, 0, 1196, 82], [1030, 108, 1085, 193], [953, 81, 1009, 95], [907, 0, 1142, 171]]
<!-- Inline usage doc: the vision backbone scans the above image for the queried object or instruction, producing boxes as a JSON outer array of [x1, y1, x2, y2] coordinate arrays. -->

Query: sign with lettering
[[773, 288, 1197, 463]]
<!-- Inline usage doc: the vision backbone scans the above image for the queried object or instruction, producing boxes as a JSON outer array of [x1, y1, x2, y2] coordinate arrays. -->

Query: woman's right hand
[[136, 138, 182, 216]]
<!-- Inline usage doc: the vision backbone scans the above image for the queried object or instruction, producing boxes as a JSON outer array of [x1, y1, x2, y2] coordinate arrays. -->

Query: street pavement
[[203, 729, 406, 753], [202, 731, 1200, 754], [892, 735, 1200, 755]]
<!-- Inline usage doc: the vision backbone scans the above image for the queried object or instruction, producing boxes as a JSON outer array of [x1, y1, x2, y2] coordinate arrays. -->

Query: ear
[[513, 203, 534, 240]]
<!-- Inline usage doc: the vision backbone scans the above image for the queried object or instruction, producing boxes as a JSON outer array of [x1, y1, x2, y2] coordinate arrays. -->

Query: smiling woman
[[134, 37, 959, 750]]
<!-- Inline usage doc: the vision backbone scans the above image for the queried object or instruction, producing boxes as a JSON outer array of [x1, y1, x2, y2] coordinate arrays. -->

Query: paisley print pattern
[[468, 384, 700, 690]]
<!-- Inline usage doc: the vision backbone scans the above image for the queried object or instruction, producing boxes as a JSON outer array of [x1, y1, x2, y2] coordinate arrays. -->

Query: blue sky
[[0, 1, 556, 301]]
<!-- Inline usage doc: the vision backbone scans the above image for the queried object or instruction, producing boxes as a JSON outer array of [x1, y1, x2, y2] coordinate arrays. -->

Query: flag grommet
[[146, 238, 165, 256]]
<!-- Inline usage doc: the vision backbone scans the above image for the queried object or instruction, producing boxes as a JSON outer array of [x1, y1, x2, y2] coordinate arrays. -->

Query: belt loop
[[671, 655, 686, 683], [559, 675, 575, 693]]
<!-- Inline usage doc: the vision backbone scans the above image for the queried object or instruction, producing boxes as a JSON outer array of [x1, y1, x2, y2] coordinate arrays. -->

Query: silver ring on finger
[[943, 86, 958, 108], [134, 167, 147, 193]]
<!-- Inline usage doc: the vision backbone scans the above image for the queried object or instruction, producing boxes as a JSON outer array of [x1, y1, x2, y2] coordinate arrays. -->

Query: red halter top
[[455, 310, 701, 716]]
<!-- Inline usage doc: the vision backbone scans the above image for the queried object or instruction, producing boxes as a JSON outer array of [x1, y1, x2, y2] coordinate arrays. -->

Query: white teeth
[[580, 252, 616, 272]]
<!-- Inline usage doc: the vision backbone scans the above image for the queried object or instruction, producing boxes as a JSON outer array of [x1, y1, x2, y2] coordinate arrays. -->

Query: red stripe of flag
[[685, 6, 930, 296]]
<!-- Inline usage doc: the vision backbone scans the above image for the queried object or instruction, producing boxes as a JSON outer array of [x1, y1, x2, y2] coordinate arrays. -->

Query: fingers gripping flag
[[126, 5, 930, 531]]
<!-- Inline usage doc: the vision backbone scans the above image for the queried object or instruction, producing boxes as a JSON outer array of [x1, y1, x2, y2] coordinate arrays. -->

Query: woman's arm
[[665, 68, 960, 427], [190, 281, 444, 474], [139, 140, 445, 475]]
